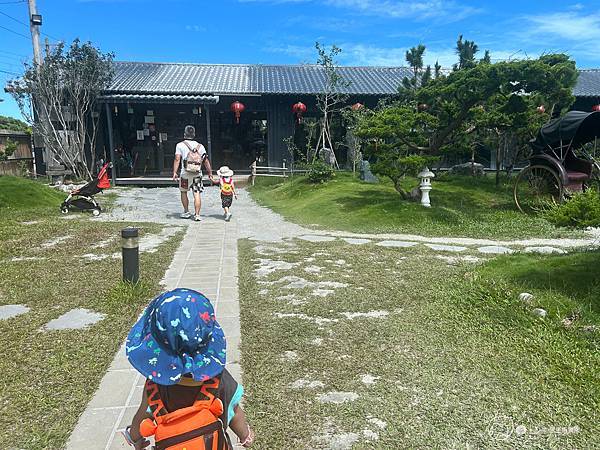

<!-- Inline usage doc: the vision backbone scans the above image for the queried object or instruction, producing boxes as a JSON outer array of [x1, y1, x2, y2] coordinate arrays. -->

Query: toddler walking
[[124, 288, 254, 449], [217, 166, 237, 221]]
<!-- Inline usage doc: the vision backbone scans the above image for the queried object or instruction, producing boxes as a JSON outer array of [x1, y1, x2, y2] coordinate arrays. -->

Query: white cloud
[[240, 0, 481, 21], [514, 10, 600, 61], [524, 11, 600, 41], [266, 41, 526, 68]]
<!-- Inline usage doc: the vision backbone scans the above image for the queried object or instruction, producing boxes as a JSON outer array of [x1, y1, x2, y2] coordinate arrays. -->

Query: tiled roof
[[98, 93, 219, 104], [105, 62, 600, 98], [574, 69, 600, 97], [106, 62, 414, 96]]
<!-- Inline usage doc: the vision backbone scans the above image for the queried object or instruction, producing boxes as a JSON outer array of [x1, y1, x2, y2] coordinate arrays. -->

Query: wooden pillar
[[267, 99, 294, 168], [205, 104, 212, 162], [105, 103, 116, 183]]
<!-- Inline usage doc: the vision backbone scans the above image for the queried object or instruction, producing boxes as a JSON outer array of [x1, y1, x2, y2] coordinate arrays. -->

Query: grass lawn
[[0, 176, 182, 448], [238, 239, 599, 449], [249, 173, 582, 239]]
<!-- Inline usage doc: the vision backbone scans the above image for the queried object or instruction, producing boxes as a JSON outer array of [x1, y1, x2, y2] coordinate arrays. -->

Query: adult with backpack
[[172, 125, 215, 222]]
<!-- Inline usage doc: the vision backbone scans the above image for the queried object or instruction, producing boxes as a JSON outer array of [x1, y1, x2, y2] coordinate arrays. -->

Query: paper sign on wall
[[136, 130, 144, 140], [143, 129, 150, 136], [159, 133, 168, 142], [144, 116, 155, 124]]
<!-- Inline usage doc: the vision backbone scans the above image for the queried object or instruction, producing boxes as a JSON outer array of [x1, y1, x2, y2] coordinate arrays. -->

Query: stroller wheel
[[60, 206, 69, 214], [92, 209, 101, 217]]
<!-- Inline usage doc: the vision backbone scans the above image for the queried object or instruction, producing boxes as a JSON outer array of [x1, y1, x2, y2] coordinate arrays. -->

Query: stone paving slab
[[67, 207, 241, 449]]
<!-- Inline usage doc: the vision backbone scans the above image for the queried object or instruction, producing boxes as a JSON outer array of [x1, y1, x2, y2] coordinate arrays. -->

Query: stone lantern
[[418, 167, 435, 207]]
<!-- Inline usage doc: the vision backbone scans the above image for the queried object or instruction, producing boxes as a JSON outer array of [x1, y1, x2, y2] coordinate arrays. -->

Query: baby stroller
[[60, 162, 112, 216]]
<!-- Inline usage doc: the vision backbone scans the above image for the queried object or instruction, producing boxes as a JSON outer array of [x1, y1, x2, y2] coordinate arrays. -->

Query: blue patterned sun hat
[[126, 288, 226, 386]]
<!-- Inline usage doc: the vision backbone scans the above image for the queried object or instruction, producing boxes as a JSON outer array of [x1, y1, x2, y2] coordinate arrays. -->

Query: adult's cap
[[184, 125, 195, 139]]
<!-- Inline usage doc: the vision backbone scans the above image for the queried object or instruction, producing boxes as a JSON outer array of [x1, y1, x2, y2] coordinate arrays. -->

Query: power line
[[0, 9, 61, 41], [0, 9, 27, 27], [0, 49, 28, 57], [0, 68, 19, 75], [0, 22, 28, 39], [0, 1, 26, 4]]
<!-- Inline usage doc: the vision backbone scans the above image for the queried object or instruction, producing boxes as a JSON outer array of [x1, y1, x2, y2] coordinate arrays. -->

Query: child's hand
[[240, 426, 255, 447]]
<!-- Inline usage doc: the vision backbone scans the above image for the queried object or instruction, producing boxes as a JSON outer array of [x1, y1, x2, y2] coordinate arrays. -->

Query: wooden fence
[[0, 158, 33, 176], [249, 161, 290, 186]]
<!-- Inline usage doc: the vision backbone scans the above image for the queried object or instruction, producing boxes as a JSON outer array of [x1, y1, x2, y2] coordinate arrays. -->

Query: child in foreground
[[124, 288, 254, 449], [217, 166, 237, 222]]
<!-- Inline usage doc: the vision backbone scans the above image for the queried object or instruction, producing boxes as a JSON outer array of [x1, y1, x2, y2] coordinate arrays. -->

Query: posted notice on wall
[[136, 130, 144, 140]]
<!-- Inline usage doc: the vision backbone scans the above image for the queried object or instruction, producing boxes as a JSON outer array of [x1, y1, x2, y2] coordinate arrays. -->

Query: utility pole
[[27, 0, 44, 176], [27, 0, 43, 67]]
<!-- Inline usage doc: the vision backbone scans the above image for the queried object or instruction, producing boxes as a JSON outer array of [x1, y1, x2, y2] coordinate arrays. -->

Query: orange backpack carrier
[[139, 378, 231, 450]]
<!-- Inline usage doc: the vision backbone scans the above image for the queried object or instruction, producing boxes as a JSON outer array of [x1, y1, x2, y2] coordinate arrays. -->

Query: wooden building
[[95, 62, 413, 183]]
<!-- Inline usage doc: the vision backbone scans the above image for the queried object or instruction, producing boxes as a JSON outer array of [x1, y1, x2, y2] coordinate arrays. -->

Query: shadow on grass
[[481, 250, 600, 314]]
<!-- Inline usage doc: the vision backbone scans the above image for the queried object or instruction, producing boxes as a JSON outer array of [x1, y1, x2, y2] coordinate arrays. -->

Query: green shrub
[[307, 160, 335, 184], [543, 189, 600, 228], [0, 138, 18, 161]]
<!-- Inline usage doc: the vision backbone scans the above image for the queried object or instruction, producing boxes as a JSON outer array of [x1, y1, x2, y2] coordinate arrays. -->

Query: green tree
[[356, 53, 578, 199], [454, 35, 479, 70], [9, 39, 113, 179], [313, 42, 350, 167], [402, 44, 427, 91], [0, 116, 31, 133], [0, 137, 18, 161]]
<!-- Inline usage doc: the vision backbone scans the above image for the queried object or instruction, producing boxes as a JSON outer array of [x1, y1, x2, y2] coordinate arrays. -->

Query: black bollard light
[[121, 227, 139, 283]]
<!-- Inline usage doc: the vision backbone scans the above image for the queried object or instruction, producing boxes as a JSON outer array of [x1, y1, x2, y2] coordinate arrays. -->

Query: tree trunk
[[393, 178, 411, 200], [496, 133, 502, 187]]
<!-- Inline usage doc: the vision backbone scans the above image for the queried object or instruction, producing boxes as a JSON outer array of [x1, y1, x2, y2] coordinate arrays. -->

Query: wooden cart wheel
[[584, 159, 600, 192], [514, 165, 563, 214]]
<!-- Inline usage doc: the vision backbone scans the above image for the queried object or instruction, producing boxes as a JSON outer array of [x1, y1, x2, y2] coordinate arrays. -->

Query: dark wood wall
[[266, 96, 296, 168]]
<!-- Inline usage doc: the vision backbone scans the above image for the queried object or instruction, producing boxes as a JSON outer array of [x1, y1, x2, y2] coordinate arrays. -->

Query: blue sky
[[1, 0, 599, 118]]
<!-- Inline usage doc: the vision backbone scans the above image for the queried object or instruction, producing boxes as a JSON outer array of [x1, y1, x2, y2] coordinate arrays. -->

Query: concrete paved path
[[67, 184, 599, 449], [67, 205, 240, 449]]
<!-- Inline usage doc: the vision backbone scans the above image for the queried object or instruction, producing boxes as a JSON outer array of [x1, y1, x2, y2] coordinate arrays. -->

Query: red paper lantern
[[351, 102, 364, 111], [231, 101, 245, 124], [537, 105, 546, 114], [292, 102, 307, 123], [592, 104, 600, 112]]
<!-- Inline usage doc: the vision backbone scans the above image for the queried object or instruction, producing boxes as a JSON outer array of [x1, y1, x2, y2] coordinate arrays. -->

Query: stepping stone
[[41, 235, 72, 248], [80, 254, 109, 261], [342, 238, 371, 245], [376, 240, 418, 248], [317, 391, 359, 404], [299, 235, 336, 242], [43, 308, 106, 331], [524, 246, 566, 254], [477, 245, 514, 254], [425, 243, 467, 252], [10, 256, 46, 262], [0, 304, 30, 320], [21, 221, 39, 225]]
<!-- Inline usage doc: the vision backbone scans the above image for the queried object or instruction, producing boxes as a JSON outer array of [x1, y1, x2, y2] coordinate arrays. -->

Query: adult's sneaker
[[225, 213, 232, 222], [194, 214, 202, 222], [180, 211, 192, 219]]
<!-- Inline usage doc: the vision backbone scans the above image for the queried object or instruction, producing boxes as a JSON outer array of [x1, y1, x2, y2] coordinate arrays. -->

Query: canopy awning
[[98, 93, 220, 104]]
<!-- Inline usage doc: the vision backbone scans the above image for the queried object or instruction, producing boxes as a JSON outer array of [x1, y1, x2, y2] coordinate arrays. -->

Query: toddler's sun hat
[[126, 288, 226, 385], [217, 166, 234, 177]]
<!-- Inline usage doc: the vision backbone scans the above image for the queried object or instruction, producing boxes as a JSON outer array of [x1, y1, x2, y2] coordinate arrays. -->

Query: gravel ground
[[101, 186, 600, 249]]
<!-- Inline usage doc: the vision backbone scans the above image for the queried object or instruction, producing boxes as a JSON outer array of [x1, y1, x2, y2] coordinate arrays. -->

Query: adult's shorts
[[179, 171, 203, 193]]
